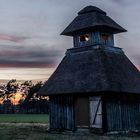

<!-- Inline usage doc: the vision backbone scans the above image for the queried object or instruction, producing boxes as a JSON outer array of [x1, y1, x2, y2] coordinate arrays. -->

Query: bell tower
[[61, 6, 126, 48]]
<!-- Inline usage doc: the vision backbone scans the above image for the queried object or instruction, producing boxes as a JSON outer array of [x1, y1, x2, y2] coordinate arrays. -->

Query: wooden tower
[[39, 6, 140, 133]]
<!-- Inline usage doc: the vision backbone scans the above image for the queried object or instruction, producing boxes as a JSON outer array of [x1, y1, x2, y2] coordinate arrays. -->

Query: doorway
[[89, 96, 102, 129]]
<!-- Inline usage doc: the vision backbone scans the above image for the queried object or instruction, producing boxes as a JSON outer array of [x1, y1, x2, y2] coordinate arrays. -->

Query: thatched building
[[39, 6, 140, 133]]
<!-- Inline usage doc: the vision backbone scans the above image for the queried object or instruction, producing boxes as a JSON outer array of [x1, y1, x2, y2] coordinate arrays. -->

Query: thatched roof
[[78, 6, 106, 15], [61, 6, 126, 36], [39, 46, 140, 96]]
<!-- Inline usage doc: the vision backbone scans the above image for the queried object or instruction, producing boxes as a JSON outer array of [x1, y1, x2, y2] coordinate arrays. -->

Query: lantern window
[[101, 34, 109, 41], [79, 34, 90, 42]]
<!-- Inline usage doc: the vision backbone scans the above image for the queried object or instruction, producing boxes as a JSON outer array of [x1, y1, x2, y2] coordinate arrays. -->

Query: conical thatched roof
[[39, 46, 140, 96], [61, 6, 126, 36], [78, 6, 107, 15]]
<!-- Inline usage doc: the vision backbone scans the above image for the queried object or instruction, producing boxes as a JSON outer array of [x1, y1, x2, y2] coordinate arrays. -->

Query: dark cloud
[[0, 0, 138, 71], [0, 45, 64, 68], [0, 61, 55, 68]]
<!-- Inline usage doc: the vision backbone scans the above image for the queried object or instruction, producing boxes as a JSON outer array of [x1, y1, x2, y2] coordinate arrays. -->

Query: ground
[[0, 114, 140, 140]]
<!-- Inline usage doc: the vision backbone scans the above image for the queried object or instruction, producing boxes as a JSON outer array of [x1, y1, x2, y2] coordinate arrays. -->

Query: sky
[[0, 0, 140, 80]]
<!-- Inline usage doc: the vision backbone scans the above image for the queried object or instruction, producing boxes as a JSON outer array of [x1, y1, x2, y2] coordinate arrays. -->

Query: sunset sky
[[0, 0, 140, 80]]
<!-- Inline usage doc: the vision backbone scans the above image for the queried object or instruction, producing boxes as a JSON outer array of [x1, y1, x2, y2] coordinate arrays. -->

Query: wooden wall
[[49, 94, 140, 133], [49, 96, 75, 131], [73, 31, 114, 48], [49, 95, 103, 132], [105, 96, 140, 132]]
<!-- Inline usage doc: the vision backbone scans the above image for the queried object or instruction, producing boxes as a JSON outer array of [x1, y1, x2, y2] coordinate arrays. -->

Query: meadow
[[0, 114, 140, 140], [0, 114, 49, 123]]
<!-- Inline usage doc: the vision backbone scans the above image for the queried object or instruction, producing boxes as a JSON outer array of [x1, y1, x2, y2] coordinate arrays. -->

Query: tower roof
[[78, 5, 106, 15], [61, 6, 127, 36], [38, 47, 140, 96]]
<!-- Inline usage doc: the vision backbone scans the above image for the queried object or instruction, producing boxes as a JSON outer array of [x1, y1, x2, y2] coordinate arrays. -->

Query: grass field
[[0, 114, 140, 140], [0, 114, 49, 123], [0, 123, 140, 140]]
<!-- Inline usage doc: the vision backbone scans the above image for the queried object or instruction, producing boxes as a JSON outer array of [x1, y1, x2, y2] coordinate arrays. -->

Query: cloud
[[0, 33, 29, 42], [110, 0, 125, 5], [0, 0, 138, 71], [0, 61, 55, 68], [0, 44, 64, 68]]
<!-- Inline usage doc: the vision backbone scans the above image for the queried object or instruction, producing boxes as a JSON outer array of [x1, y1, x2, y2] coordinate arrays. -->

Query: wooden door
[[89, 96, 102, 128], [75, 97, 89, 127]]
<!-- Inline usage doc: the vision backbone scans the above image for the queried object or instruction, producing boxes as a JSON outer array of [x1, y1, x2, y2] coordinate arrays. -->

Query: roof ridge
[[78, 6, 106, 15]]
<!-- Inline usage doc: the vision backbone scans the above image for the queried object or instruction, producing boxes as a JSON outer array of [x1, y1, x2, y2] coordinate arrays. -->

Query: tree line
[[0, 79, 49, 114]]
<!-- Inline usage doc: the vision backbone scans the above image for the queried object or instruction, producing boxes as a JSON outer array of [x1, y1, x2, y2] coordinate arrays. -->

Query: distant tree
[[0, 80, 49, 114], [24, 81, 43, 103], [5, 79, 18, 101], [18, 80, 33, 103], [3, 79, 19, 113], [0, 79, 18, 103], [22, 81, 49, 114], [0, 85, 6, 103], [21, 80, 33, 88]]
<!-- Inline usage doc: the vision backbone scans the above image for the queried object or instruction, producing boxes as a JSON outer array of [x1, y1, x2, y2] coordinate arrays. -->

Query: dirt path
[[0, 122, 48, 126]]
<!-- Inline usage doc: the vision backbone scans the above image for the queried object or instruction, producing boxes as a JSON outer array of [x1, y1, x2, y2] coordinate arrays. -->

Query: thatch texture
[[39, 46, 140, 95], [61, 6, 126, 36]]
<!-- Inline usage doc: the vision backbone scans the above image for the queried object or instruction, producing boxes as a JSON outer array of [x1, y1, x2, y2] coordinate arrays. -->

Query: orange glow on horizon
[[0, 92, 23, 105], [11, 92, 23, 105]]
